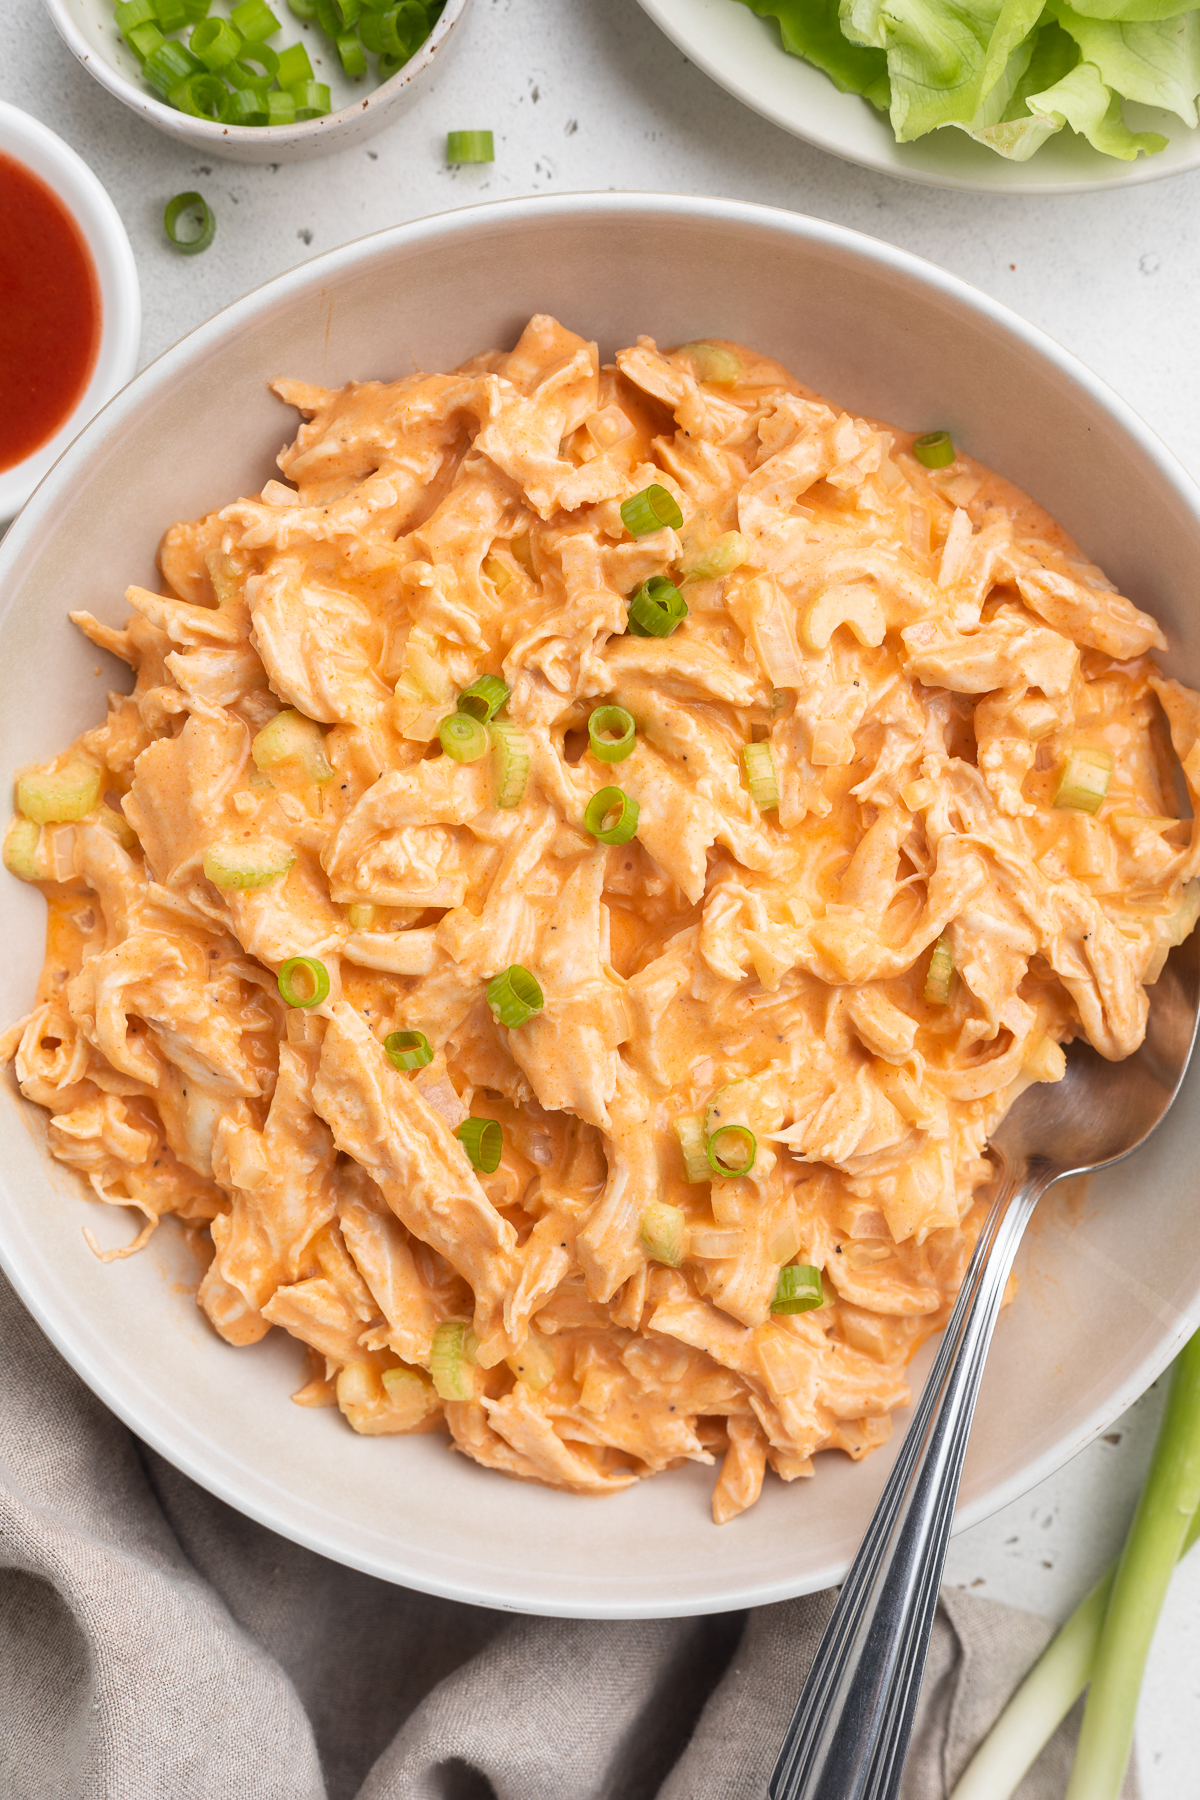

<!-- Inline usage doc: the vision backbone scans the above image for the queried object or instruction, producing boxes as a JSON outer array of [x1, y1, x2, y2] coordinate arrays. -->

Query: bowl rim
[[0, 102, 141, 523], [40, 0, 468, 150], [3, 190, 1200, 1614]]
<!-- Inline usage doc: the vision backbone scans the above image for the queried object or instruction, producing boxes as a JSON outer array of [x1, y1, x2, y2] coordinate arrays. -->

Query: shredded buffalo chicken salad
[[5, 315, 1200, 1523]]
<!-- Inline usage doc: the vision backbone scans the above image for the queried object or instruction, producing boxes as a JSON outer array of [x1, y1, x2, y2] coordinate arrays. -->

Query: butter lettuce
[[1055, 2, 1200, 122], [838, 0, 1044, 136], [735, 0, 891, 108]]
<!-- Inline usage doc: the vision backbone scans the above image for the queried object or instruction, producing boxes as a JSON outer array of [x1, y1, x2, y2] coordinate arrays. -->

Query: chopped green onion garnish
[[164, 191, 215, 254], [336, 27, 366, 73], [289, 79, 331, 118], [486, 964, 543, 1028], [224, 84, 268, 124], [1054, 746, 1113, 815], [438, 712, 488, 763], [189, 15, 241, 66], [116, 0, 156, 27], [457, 674, 510, 723], [627, 575, 687, 638], [169, 71, 226, 117], [266, 88, 296, 124], [183, 0, 211, 17], [924, 935, 954, 1006], [384, 1029, 433, 1071], [334, 0, 361, 21], [277, 955, 330, 1008], [314, 0, 339, 32], [286, 0, 317, 14], [680, 341, 744, 385], [674, 1115, 711, 1184], [706, 1124, 757, 1178], [771, 1263, 824, 1315], [447, 130, 494, 163], [583, 785, 640, 847], [912, 430, 955, 469], [204, 838, 295, 890], [124, 19, 166, 57], [638, 1201, 687, 1267], [620, 483, 684, 539], [231, 41, 279, 77], [16, 761, 102, 825], [275, 38, 312, 83], [456, 1116, 503, 1173], [429, 1319, 478, 1401], [742, 741, 780, 811], [357, 9, 384, 48], [143, 39, 203, 94], [152, 0, 189, 25], [231, 0, 280, 38], [489, 720, 531, 809], [587, 705, 636, 763]]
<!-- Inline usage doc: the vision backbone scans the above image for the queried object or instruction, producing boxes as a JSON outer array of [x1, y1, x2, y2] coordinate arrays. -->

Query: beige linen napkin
[[0, 1271, 1137, 1800]]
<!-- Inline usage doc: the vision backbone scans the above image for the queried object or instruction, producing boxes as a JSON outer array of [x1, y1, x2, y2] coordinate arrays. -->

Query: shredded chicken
[[6, 316, 1198, 1524]]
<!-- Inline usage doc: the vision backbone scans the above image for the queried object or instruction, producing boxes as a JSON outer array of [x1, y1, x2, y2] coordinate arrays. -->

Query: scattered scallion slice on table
[[447, 129, 494, 162], [456, 1116, 503, 1173], [486, 964, 543, 1028], [587, 705, 636, 763], [583, 786, 640, 846], [276, 955, 330, 1007], [164, 190, 216, 253], [620, 483, 684, 538], [383, 1028, 433, 1070], [771, 1263, 824, 1315], [912, 430, 955, 468]]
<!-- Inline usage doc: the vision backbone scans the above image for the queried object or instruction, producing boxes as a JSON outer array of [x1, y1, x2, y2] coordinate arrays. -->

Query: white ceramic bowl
[[41, 0, 468, 164], [2, 193, 1199, 1617], [637, 0, 1200, 194], [0, 104, 140, 523]]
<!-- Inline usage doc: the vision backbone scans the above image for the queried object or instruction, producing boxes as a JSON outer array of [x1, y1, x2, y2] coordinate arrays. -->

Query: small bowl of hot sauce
[[0, 104, 140, 524]]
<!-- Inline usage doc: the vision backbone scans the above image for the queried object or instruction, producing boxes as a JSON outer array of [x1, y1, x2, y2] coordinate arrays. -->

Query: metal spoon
[[770, 929, 1200, 1800]]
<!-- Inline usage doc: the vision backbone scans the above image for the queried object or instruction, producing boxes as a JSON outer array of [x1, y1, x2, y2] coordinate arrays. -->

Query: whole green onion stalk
[[950, 1325, 1200, 1800]]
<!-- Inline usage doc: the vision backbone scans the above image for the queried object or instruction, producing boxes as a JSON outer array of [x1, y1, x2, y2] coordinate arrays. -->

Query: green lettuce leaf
[[1055, 1, 1200, 122], [733, 0, 891, 107], [1065, 0, 1198, 25], [951, 20, 1076, 155], [837, 0, 1044, 138], [1026, 56, 1170, 151]]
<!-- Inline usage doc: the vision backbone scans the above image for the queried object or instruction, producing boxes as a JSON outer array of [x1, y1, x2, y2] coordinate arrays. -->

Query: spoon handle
[[769, 1154, 1055, 1800]]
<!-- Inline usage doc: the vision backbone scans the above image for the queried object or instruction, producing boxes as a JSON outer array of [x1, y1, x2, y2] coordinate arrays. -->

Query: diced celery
[[674, 1115, 711, 1184], [638, 1200, 687, 1267], [505, 1333, 555, 1392], [379, 1366, 439, 1427], [1024, 1033, 1067, 1083], [482, 554, 513, 594], [742, 740, 780, 810], [924, 935, 954, 1006], [429, 1319, 478, 1402], [3, 818, 42, 881], [682, 531, 750, 580], [680, 341, 744, 385], [203, 838, 295, 890], [17, 760, 102, 825], [1054, 746, 1113, 814], [489, 720, 531, 809], [347, 903, 377, 931], [251, 709, 333, 784]]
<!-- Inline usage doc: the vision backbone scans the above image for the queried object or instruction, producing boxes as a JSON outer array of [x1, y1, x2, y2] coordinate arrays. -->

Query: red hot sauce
[[0, 152, 101, 474]]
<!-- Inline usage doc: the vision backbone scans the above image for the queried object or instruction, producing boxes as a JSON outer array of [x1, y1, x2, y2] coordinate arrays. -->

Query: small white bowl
[[0, 104, 140, 524], [42, 0, 470, 165]]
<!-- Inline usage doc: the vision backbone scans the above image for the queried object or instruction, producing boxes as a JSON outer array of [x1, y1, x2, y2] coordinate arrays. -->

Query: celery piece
[[429, 1319, 478, 1402], [674, 1114, 711, 1184], [481, 553, 512, 594], [17, 760, 102, 825], [203, 838, 295, 890], [679, 341, 744, 385], [681, 530, 751, 581], [924, 935, 954, 1006], [742, 740, 780, 810], [505, 1333, 555, 1392], [1053, 746, 1113, 815], [347, 902, 377, 931], [3, 817, 42, 881], [379, 1366, 438, 1427], [251, 709, 333, 784], [489, 720, 530, 809], [638, 1200, 687, 1267]]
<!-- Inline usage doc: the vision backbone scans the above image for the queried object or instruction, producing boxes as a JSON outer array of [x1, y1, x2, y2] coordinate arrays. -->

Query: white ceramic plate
[[2, 193, 1200, 1617], [638, 0, 1200, 193]]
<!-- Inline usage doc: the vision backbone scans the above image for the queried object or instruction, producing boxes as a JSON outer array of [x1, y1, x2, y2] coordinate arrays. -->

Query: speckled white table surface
[[4, 0, 1200, 1789]]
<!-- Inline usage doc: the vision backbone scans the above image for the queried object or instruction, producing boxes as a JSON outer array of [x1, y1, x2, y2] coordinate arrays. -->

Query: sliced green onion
[[224, 84, 268, 124], [456, 1116, 503, 1174], [116, 0, 157, 27], [314, 0, 339, 25], [706, 1124, 757, 1178], [680, 341, 744, 385], [620, 483, 684, 538], [627, 575, 687, 638], [674, 1115, 711, 1184], [124, 19, 165, 57], [357, 10, 384, 48], [924, 935, 954, 1006], [457, 674, 510, 723], [1054, 746, 1113, 815], [286, 0, 318, 14], [16, 761, 102, 825], [277, 955, 330, 1008], [387, 0, 429, 47], [377, 48, 408, 76], [289, 78, 330, 118], [489, 720, 531, 809], [164, 191, 216, 254], [742, 741, 780, 810], [638, 1201, 687, 1267], [183, 0, 212, 17], [486, 964, 543, 1028], [587, 705, 636, 763], [275, 39, 312, 83], [335, 0, 361, 20], [771, 1263, 824, 1315], [152, 0, 188, 25], [438, 713, 488, 763], [429, 1319, 478, 1402], [912, 430, 955, 469], [447, 129, 493, 163], [170, 71, 227, 117], [583, 786, 639, 847], [224, 58, 269, 92], [143, 39, 203, 94], [232, 41, 279, 77], [204, 838, 295, 890], [189, 15, 241, 66], [384, 1029, 433, 1071], [266, 88, 296, 124], [231, 0, 280, 38], [336, 27, 366, 73]]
